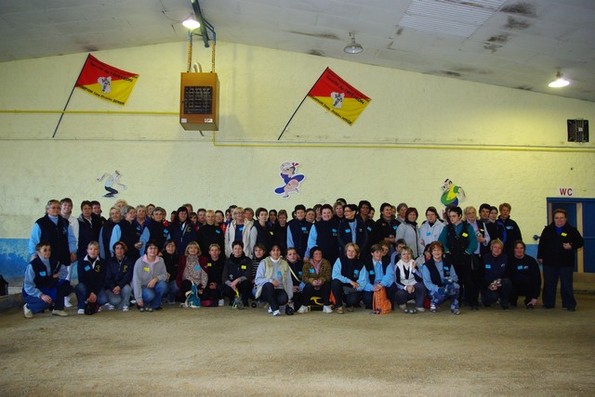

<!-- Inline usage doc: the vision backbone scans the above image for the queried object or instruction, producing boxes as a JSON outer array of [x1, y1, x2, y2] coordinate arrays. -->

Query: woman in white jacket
[[418, 206, 445, 249], [395, 208, 424, 259], [254, 244, 293, 316], [394, 246, 427, 313]]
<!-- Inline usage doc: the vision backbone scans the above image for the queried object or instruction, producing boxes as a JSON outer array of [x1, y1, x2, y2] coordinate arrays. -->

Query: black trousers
[[260, 282, 288, 311]]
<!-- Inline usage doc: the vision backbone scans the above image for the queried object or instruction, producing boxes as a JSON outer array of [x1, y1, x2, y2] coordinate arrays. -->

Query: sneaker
[[416, 307, 425, 313], [145, 307, 153, 312], [77, 308, 85, 315], [105, 303, 115, 311], [23, 304, 33, 319], [346, 306, 354, 312], [267, 307, 273, 313], [272, 309, 281, 316], [218, 299, 225, 307], [323, 305, 333, 314], [297, 305, 309, 314], [430, 304, 437, 313], [122, 306, 129, 312], [399, 304, 406, 311], [52, 309, 68, 317], [335, 306, 344, 314], [451, 308, 461, 315], [64, 296, 73, 308]]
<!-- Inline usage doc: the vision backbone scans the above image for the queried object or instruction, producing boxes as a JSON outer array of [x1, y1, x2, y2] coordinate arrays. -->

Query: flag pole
[[277, 94, 308, 141], [52, 54, 90, 138], [277, 67, 329, 141]]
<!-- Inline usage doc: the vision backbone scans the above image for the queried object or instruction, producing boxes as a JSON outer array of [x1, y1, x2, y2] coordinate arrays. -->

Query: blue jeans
[[75, 283, 108, 309], [106, 284, 132, 308], [165, 280, 180, 302], [395, 282, 427, 308], [141, 280, 168, 309], [22, 280, 73, 313]]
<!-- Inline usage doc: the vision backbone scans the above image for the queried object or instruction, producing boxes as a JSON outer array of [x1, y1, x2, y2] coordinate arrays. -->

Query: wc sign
[[558, 187, 574, 197]]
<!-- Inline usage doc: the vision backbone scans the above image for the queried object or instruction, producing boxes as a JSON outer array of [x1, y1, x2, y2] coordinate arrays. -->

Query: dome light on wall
[[344, 32, 363, 54]]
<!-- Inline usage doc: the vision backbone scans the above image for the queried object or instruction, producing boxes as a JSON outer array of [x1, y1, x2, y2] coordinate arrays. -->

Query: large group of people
[[22, 197, 584, 319]]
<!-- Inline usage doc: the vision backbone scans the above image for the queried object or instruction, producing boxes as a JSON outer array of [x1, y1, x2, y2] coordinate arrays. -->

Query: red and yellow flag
[[307, 67, 371, 125], [75, 54, 139, 105]]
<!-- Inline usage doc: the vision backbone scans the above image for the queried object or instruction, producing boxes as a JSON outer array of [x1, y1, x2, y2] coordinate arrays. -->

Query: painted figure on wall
[[440, 178, 466, 207], [97, 170, 127, 198], [274, 162, 305, 199]]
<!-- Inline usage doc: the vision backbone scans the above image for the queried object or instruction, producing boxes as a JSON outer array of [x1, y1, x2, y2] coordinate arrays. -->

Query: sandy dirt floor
[[1, 295, 594, 397]]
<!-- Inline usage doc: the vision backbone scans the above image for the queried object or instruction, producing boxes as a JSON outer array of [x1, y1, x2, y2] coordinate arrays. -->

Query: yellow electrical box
[[180, 72, 219, 131]]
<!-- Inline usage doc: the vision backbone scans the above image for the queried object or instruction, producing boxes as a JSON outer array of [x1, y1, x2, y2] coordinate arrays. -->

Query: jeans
[[395, 282, 427, 307], [165, 280, 180, 302], [22, 280, 73, 313], [141, 280, 168, 309], [75, 282, 108, 309], [331, 279, 363, 308], [105, 284, 132, 308]]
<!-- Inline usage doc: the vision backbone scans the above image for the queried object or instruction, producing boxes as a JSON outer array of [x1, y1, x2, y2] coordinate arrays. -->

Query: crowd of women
[[22, 197, 584, 318]]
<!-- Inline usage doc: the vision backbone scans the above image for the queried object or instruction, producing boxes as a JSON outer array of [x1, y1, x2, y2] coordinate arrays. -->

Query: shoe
[[323, 305, 333, 314], [154, 306, 163, 311], [138, 307, 145, 312], [64, 296, 73, 308], [122, 306, 129, 312], [346, 306, 354, 312], [416, 307, 425, 313], [267, 307, 273, 313], [23, 304, 33, 319], [297, 305, 309, 314], [272, 309, 281, 316], [145, 307, 153, 312], [77, 308, 85, 315], [335, 306, 344, 314], [218, 299, 225, 307], [52, 309, 68, 317], [130, 299, 137, 305], [105, 303, 115, 311], [409, 308, 418, 314], [430, 304, 437, 313], [399, 304, 406, 311], [567, 307, 576, 312], [451, 308, 461, 315]]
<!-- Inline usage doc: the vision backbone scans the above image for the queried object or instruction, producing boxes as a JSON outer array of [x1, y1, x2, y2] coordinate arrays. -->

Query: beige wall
[[0, 41, 594, 241]]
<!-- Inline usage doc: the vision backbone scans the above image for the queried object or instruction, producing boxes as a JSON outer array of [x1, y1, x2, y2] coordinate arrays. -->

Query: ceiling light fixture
[[548, 71, 570, 88], [344, 32, 363, 54], [182, 18, 201, 30]]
